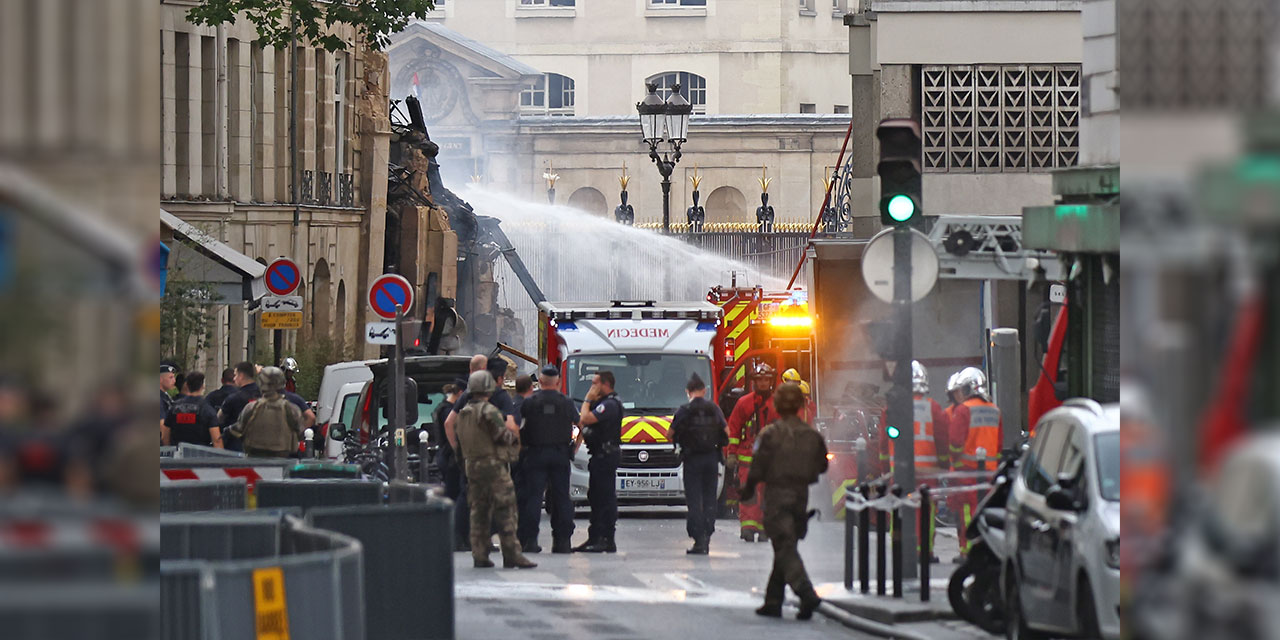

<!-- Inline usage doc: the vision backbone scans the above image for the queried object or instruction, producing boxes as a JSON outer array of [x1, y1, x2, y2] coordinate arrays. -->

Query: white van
[[315, 359, 380, 443]]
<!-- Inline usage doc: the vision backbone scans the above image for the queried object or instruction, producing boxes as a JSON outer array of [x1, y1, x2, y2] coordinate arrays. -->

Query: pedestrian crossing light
[[877, 118, 923, 227], [886, 424, 902, 439]]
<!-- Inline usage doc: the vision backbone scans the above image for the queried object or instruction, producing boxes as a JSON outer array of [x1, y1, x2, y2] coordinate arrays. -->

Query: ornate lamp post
[[636, 82, 692, 234]]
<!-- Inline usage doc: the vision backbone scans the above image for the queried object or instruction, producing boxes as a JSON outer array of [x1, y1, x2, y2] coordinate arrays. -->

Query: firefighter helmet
[[753, 362, 776, 380], [781, 368, 802, 383], [911, 360, 929, 395], [773, 382, 805, 415], [953, 366, 989, 400], [799, 380, 811, 396], [280, 357, 299, 373]]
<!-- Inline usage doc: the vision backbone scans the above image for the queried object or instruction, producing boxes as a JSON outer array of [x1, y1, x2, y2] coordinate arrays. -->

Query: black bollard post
[[876, 483, 887, 596], [891, 485, 903, 598], [858, 484, 870, 594], [844, 485, 854, 591], [919, 485, 931, 602]]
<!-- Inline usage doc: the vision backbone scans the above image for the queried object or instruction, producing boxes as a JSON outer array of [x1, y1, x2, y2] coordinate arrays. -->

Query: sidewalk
[[809, 528, 992, 639]]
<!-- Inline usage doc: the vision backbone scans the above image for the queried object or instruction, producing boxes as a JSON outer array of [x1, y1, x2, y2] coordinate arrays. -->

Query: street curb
[[811, 601, 935, 640]]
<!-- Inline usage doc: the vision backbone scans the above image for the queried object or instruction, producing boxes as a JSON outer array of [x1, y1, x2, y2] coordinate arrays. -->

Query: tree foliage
[[186, 0, 436, 52]]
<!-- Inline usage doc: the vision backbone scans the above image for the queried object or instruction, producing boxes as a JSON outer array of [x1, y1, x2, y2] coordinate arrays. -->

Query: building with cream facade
[[388, 1, 858, 227], [160, 0, 391, 371]]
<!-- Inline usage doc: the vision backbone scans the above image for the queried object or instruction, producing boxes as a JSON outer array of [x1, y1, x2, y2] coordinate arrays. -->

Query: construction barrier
[[160, 457, 296, 494], [161, 511, 365, 640], [0, 583, 159, 639], [175, 443, 245, 459], [289, 460, 362, 479], [160, 478, 248, 513], [255, 478, 384, 511], [309, 501, 454, 640]]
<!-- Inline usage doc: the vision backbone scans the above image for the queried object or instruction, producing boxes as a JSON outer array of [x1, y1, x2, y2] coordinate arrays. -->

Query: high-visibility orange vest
[[960, 398, 1001, 470], [887, 397, 940, 470]]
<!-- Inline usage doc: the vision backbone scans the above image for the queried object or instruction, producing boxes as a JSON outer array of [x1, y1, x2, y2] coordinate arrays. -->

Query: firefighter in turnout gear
[[726, 363, 779, 541], [946, 366, 1002, 557], [456, 370, 537, 570], [878, 361, 949, 559], [743, 382, 827, 620]]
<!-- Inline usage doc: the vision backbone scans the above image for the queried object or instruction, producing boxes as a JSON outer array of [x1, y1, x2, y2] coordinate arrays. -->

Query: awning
[[160, 209, 266, 303]]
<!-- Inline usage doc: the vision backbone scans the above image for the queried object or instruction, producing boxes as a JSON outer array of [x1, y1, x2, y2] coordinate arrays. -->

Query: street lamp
[[636, 82, 692, 233]]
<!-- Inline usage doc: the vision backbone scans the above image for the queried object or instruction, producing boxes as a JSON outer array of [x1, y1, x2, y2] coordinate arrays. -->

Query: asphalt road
[[453, 505, 991, 640]]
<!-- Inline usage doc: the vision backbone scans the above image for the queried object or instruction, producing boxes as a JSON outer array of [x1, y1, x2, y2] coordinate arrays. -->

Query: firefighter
[[947, 366, 1002, 560], [798, 380, 817, 424], [781, 368, 802, 384], [742, 382, 827, 620], [877, 361, 949, 560], [281, 357, 299, 394], [726, 363, 779, 542]]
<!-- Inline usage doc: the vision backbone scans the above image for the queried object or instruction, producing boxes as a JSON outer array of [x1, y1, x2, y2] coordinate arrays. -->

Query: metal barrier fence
[[255, 479, 384, 511], [309, 501, 454, 640], [161, 478, 248, 513], [175, 443, 245, 459], [161, 512, 365, 640]]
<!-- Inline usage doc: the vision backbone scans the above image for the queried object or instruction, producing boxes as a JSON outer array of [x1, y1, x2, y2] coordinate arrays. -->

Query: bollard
[[891, 485, 903, 598], [858, 484, 871, 594], [418, 431, 431, 483], [876, 483, 887, 596], [303, 428, 314, 458], [844, 488, 854, 591], [919, 485, 931, 602]]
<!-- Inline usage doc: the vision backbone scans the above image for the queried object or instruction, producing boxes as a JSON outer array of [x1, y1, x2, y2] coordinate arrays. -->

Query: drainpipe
[[216, 24, 228, 200]]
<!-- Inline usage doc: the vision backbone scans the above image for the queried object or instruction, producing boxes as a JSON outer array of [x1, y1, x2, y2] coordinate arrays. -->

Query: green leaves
[[186, 0, 437, 52]]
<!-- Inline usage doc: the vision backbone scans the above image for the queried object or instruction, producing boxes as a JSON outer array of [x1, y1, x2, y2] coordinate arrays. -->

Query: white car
[[1003, 398, 1120, 640], [315, 359, 378, 456]]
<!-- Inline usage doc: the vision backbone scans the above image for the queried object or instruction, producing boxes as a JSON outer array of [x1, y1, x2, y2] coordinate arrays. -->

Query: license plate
[[619, 477, 667, 491]]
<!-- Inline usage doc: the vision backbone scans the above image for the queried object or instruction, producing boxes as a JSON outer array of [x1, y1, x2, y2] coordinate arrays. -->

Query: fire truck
[[706, 281, 816, 391], [538, 300, 726, 505]]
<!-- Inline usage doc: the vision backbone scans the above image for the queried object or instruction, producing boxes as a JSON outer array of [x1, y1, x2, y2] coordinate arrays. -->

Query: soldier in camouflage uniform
[[741, 382, 828, 620], [456, 370, 537, 569]]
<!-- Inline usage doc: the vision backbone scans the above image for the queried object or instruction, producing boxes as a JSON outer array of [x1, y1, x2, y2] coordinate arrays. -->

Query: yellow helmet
[[799, 380, 811, 395], [782, 368, 802, 383]]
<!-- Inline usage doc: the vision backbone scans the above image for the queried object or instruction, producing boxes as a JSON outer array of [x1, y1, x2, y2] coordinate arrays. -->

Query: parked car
[[323, 381, 368, 460], [316, 359, 379, 426], [1003, 398, 1120, 640]]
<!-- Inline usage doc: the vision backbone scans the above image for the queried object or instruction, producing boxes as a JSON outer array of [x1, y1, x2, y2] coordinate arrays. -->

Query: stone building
[[160, 0, 392, 372], [387, 1, 856, 227], [845, 0, 1084, 217]]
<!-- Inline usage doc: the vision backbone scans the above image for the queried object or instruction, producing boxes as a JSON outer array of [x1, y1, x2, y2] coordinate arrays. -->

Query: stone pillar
[[228, 39, 253, 201], [356, 48, 390, 359]]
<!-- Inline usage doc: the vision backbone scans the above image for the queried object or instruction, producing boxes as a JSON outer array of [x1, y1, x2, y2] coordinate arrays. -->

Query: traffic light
[[877, 118, 923, 226], [885, 423, 902, 440]]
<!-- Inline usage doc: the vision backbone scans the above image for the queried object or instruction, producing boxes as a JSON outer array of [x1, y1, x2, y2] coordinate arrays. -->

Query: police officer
[[742, 382, 828, 620], [455, 370, 536, 570], [228, 367, 303, 458], [668, 373, 728, 555], [573, 370, 622, 553], [517, 364, 578, 554], [163, 372, 221, 447], [160, 364, 179, 417]]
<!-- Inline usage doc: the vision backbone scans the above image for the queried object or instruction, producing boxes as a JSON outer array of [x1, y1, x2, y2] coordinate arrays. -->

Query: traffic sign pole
[[891, 225, 918, 580], [391, 304, 411, 482]]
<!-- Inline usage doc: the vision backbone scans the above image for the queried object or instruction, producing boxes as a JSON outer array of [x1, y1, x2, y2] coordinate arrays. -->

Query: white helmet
[[911, 360, 928, 395], [953, 366, 989, 400]]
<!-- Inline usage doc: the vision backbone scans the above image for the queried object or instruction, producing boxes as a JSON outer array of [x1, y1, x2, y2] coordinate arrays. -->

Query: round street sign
[[368, 274, 414, 321], [861, 227, 939, 303], [264, 258, 301, 296]]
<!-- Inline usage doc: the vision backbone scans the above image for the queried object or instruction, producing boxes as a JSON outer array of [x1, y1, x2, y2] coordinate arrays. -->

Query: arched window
[[645, 71, 707, 114], [520, 73, 576, 116]]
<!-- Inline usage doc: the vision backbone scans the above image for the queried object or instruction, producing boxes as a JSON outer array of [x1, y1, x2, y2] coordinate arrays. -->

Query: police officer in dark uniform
[[517, 364, 578, 554], [163, 372, 222, 447], [669, 373, 728, 555], [574, 370, 623, 553]]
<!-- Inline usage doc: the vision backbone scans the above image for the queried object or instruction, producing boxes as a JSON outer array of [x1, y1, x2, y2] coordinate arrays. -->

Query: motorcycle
[[947, 448, 1022, 635]]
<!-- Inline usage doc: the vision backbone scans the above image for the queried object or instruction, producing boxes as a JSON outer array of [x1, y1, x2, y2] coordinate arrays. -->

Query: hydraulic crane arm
[[475, 215, 547, 305]]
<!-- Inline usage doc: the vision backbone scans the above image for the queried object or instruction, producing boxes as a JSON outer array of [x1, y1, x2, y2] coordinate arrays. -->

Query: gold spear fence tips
[[758, 166, 772, 193], [619, 162, 630, 190], [543, 162, 560, 189], [689, 164, 702, 190]]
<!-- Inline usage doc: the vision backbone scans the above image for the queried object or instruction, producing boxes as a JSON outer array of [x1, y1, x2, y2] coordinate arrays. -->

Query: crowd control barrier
[[309, 500, 455, 640], [161, 478, 248, 513], [842, 473, 993, 602], [161, 511, 365, 640], [255, 478, 384, 511]]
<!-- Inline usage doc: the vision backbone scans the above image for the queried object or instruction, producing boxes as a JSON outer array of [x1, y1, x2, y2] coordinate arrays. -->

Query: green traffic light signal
[[887, 194, 916, 222], [886, 424, 901, 439]]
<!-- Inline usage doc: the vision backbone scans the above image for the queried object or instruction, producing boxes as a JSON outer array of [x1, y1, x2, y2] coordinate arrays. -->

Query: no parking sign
[[368, 273, 413, 321]]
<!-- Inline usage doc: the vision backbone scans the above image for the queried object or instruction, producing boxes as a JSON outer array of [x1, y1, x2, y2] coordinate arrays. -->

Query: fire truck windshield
[[566, 353, 712, 413]]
